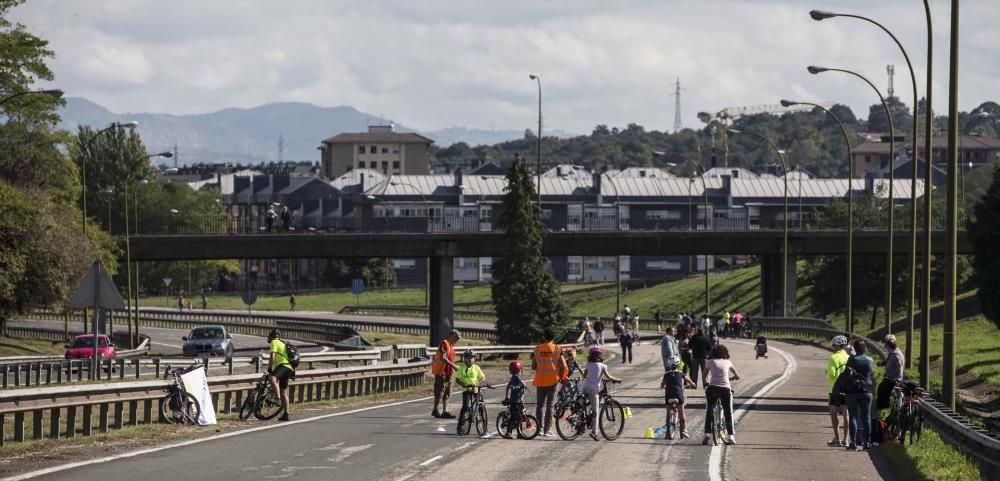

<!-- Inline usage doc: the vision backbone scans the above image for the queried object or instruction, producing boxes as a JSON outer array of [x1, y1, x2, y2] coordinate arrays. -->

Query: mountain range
[[56, 98, 571, 166]]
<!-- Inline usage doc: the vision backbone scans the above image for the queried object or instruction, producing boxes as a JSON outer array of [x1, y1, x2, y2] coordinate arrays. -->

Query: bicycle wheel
[[599, 400, 625, 441], [556, 401, 584, 440], [238, 389, 256, 421], [254, 382, 284, 420], [712, 402, 724, 446], [460, 408, 473, 435], [161, 390, 201, 425], [475, 403, 489, 436], [517, 414, 540, 440], [909, 408, 923, 445], [496, 411, 512, 439], [666, 408, 677, 440]]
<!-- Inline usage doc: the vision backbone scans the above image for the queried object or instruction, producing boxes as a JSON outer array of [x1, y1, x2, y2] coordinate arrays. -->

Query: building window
[[370, 145, 377, 154], [358, 161, 365, 168], [370, 161, 377, 169], [646, 210, 681, 220], [358, 146, 365, 154], [866, 155, 872, 163], [393, 161, 400, 169], [382, 147, 389, 154], [392, 148, 400, 154], [567, 261, 582, 276]]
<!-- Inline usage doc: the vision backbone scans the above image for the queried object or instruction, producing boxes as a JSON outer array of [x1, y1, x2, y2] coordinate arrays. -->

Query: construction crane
[[696, 101, 836, 125]]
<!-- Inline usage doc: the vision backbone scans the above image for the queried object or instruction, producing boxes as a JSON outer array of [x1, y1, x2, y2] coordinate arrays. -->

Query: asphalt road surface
[[140, 306, 497, 331], [11, 340, 793, 481]]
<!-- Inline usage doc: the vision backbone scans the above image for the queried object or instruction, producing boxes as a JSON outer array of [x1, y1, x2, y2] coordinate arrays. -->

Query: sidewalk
[[729, 341, 894, 481]]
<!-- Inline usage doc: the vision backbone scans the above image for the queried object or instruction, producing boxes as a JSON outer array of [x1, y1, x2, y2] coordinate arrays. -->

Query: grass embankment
[[889, 315, 1000, 395], [0, 337, 67, 357], [358, 331, 492, 348], [879, 427, 985, 481]]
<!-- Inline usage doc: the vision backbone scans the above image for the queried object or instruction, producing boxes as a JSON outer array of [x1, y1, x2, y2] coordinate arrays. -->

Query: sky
[[10, 0, 998, 136]]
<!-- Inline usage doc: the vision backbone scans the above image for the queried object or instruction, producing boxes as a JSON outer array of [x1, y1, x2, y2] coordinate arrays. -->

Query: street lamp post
[[729, 129, 789, 317], [942, 0, 959, 410], [809, 65, 895, 332], [781, 99, 855, 331], [81, 121, 138, 235], [811, 8, 920, 367], [529, 74, 542, 209], [920, 0, 934, 390]]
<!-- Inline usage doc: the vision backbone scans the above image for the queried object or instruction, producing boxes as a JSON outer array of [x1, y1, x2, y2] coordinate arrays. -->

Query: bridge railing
[[755, 316, 1000, 479]]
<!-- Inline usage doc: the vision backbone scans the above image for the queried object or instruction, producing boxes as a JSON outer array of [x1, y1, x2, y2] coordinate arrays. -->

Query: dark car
[[182, 325, 235, 357]]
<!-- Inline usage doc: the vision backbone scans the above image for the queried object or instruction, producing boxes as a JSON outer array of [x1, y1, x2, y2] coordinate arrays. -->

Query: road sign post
[[68, 261, 125, 380]]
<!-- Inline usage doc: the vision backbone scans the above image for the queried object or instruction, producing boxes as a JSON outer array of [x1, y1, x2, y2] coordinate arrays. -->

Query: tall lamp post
[[919, 0, 934, 390], [528, 74, 542, 209], [809, 65, 896, 332], [602, 173, 623, 314], [780, 99, 855, 331], [81, 121, 138, 234], [942, 0, 959, 409], [810, 8, 920, 366], [729, 129, 789, 316]]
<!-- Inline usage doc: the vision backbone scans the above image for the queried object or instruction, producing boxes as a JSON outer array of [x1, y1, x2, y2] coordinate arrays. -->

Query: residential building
[[319, 124, 433, 179]]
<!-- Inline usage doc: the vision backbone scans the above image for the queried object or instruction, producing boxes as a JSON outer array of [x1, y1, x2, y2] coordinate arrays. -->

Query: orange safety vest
[[533, 342, 563, 387], [432, 339, 454, 376]]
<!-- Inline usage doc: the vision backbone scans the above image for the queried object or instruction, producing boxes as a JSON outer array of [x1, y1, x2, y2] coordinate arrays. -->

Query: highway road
[[139, 306, 497, 331], [8, 341, 799, 481]]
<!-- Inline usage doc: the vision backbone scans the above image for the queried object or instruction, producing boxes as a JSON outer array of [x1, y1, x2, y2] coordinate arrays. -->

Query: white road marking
[[455, 441, 477, 451], [1, 396, 434, 481], [709, 341, 797, 481], [418, 455, 443, 466]]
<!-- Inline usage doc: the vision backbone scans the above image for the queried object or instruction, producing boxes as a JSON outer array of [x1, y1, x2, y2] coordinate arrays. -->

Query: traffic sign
[[352, 278, 364, 295], [163, 277, 172, 287]]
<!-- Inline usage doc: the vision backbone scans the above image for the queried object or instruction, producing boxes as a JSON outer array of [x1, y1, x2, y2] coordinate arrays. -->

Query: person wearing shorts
[[661, 355, 695, 439], [267, 329, 294, 422], [826, 335, 851, 447]]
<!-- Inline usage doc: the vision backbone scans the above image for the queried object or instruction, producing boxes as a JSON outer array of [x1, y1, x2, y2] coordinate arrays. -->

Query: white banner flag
[[181, 367, 217, 425]]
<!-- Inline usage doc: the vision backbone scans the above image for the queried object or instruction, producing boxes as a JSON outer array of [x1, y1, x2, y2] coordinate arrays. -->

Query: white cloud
[[9, 0, 998, 134]]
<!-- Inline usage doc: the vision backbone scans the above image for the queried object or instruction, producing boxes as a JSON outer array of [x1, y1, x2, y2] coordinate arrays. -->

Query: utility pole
[[172, 142, 179, 169], [672, 78, 686, 133]]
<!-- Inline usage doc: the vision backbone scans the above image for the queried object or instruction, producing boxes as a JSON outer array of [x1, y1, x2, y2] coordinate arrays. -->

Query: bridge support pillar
[[429, 256, 454, 346], [760, 254, 797, 316]]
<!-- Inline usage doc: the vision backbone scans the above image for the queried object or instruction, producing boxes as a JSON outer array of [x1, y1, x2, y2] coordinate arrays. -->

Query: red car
[[65, 334, 117, 360]]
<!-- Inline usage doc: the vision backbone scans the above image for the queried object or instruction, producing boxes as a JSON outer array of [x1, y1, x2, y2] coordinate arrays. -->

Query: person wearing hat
[[431, 330, 462, 419], [267, 329, 294, 421], [876, 334, 906, 412], [825, 335, 851, 446]]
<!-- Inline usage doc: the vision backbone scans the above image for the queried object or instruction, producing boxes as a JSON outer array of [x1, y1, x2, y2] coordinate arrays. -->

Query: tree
[[322, 258, 396, 289], [72, 125, 157, 232], [491, 154, 568, 344], [0, 0, 61, 124], [969, 164, 1000, 328]]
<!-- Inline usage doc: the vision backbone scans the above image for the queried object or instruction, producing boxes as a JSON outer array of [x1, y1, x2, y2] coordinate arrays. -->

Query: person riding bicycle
[[755, 335, 768, 359], [454, 349, 486, 435], [702, 344, 740, 445], [267, 329, 294, 422], [661, 354, 696, 439], [583, 346, 622, 441], [503, 361, 528, 438]]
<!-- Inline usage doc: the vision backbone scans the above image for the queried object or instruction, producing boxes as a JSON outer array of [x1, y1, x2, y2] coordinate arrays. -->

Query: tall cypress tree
[[491, 154, 569, 344], [969, 163, 1000, 329]]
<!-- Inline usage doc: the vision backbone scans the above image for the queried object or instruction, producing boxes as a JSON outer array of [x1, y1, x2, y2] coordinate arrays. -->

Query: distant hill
[[56, 98, 571, 165]]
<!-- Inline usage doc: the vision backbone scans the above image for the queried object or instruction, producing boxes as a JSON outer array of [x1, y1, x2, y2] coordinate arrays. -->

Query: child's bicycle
[[161, 363, 203, 424], [496, 399, 539, 439], [458, 384, 495, 436], [665, 398, 682, 440], [555, 379, 625, 441]]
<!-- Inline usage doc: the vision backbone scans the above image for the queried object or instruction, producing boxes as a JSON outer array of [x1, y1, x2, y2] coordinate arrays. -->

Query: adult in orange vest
[[431, 330, 462, 419], [532, 328, 567, 436]]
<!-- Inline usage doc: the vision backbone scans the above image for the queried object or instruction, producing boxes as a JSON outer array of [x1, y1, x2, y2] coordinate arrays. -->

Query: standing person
[[844, 340, 874, 451], [265, 206, 277, 233], [682, 312, 693, 332], [200, 289, 208, 310], [679, 329, 693, 379], [502, 361, 527, 438], [531, 329, 567, 437], [660, 326, 678, 371], [582, 346, 622, 441], [826, 335, 851, 447], [266, 329, 294, 421], [631, 312, 640, 345], [688, 327, 711, 388], [702, 344, 740, 445], [722, 310, 732, 338], [593, 317, 605, 345], [715, 315, 726, 340], [617, 324, 633, 365], [279, 206, 291, 232], [708, 327, 720, 351], [582, 317, 594, 345], [431, 330, 461, 419], [655, 308, 664, 335], [732, 310, 743, 337], [622, 304, 631, 321], [662, 355, 696, 439], [177, 295, 184, 312], [289, 293, 296, 312], [876, 334, 905, 413], [454, 349, 486, 435], [701, 313, 712, 333]]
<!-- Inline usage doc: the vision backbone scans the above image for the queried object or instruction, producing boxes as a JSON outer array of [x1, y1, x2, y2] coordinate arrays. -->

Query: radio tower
[[672, 78, 686, 133], [886, 65, 895, 99]]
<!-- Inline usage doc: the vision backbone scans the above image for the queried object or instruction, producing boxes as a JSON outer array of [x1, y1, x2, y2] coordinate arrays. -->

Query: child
[[755, 335, 768, 359], [454, 349, 486, 435], [503, 361, 527, 438], [661, 354, 696, 439], [583, 347, 622, 441]]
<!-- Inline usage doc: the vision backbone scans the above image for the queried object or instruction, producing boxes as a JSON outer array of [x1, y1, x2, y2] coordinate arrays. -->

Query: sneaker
[[827, 438, 842, 447], [543, 431, 555, 437], [589, 431, 600, 441], [440, 411, 456, 419], [702, 434, 711, 445], [855, 445, 864, 452], [840, 439, 850, 448], [846, 444, 856, 450], [431, 410, 441, 418], [278, 413, 290, 422], [725, 434, 736, 445], [681, 431, 690, 439]]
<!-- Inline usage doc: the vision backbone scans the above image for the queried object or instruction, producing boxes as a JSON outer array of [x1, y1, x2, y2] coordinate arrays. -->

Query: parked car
[[182, 325, 235, 357], [65, 334, 117, 360]]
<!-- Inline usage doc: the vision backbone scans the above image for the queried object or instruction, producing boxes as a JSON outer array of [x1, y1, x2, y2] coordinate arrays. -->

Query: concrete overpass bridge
[[129, 229, 971, 344]]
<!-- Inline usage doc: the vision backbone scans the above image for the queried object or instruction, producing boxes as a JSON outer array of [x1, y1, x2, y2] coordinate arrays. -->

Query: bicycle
[[887, 378, 923, 445], [665, 398, 681, 440], [555, 379, 625, 441], [458, 384, 495, 436], [496, 399, 540, 440], [555, 377, 583, 415], [161, 363, 203, 425], [238, 372, 286, 421], [706, 377, 738, 446]]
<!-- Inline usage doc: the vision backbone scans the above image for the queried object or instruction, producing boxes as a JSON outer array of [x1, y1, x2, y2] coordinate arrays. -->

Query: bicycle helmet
[[666, 354, 681, 370], [588, 346, 603, 355], [509, 361, 522, 374], [462, 349, 476, 358], [267, 329, 281, 340], [832, 335, 849, 347]]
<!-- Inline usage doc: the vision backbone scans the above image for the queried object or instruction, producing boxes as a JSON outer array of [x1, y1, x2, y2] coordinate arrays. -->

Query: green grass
[[890, 315, 1000, 394], [879, 426, 985, 481], [0, 337, 67, 357], [358, 331, 492, 347]]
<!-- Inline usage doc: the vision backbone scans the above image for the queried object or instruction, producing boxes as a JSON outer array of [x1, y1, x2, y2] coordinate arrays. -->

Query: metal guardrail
[[755, 316, 1000, 479], [0, 359, 429, 446]]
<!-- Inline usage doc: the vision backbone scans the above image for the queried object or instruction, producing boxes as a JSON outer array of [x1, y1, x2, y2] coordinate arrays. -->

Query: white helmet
[[666, 354, 681, 370], [832, 335, 849, 347]]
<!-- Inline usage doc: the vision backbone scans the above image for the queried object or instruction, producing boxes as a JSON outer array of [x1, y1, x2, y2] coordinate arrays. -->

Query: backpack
[[871, 417, 890, 444], [285, 342, 301, 369], [840, 365, 871, 393]]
